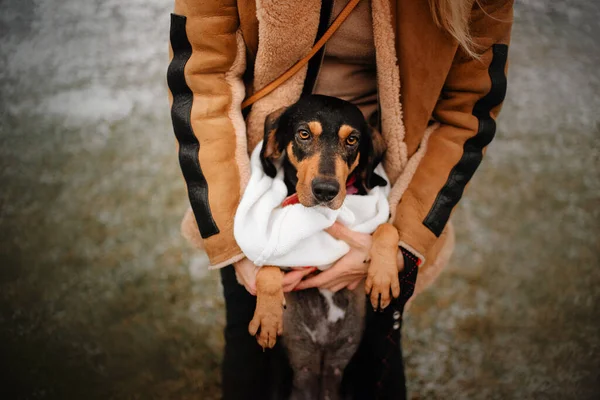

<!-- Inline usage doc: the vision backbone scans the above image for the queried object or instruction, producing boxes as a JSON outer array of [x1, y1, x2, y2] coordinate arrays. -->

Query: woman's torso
[[312, 0, 378, 119]]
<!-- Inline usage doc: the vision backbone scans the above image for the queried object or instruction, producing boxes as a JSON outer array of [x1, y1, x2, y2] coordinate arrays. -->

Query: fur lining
[[208, 253, 246, 270], [227, 31, 251, 193], [388, 122, 440, 220], [245, 0, 322, 155], [398, 240, 427, 266], [182, 208, 246, 269], [371, 0, 407, 184]]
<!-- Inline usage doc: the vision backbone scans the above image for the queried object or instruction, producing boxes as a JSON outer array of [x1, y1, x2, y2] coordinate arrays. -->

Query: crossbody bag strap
[[241, 0, 363, 110]]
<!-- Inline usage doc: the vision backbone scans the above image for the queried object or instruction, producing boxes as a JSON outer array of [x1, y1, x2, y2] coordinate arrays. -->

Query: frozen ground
[[0, 0, 598, 399]]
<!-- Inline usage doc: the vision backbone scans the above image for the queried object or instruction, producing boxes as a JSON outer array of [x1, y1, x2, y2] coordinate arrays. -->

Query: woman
[[168, 0, 514, 398]]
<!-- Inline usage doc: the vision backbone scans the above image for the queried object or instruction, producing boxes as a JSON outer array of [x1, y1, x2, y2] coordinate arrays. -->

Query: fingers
[[295, 264, 345, 290], [282, 267, 316, 286], [282, 267, 317, 292], [348, 278, 362, 291], [293, 248, 371, 291], [282, 283, 296, 293], [281, 269, 304, 287], [329, 282, 347, 293], [295, 269, 333, 290], [283, 280, 299, 293], [325, 222, 353, 241], [294, 276, 319, 291], [234, 258, 260, 295], [325, 222, 370, 250], [322, 275, 364, 293]]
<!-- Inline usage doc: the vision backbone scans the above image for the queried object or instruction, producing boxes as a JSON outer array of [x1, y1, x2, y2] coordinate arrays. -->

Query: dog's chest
[[283, 287, 365, 346], [299, 289, 347, 344]]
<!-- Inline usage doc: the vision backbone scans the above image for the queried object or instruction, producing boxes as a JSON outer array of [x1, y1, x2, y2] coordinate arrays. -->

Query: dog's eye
[[346, 135, 358, 146], [297, 129, 311, 140]]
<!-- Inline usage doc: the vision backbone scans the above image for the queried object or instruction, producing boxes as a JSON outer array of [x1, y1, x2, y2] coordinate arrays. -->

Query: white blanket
[[234, 141, 390, 269]]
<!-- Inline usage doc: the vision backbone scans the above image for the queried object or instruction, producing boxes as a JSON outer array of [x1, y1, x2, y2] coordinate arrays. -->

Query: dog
[[250, 95, 401, 400]]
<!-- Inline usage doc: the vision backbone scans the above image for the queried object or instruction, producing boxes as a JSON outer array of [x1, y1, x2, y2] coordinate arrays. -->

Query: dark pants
[[220, 266, 293, 400], [220, 254, 417, 400]]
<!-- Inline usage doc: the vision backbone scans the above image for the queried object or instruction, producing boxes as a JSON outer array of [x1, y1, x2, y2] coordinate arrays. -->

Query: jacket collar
[[237, 0, 458, 178]]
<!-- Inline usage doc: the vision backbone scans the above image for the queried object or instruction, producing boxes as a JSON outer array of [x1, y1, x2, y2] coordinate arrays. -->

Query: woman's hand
[[295, 222, 373, 292], [233, 258, 316, 295], [233, 258, 259, 295], [283, 267, 318, 292]]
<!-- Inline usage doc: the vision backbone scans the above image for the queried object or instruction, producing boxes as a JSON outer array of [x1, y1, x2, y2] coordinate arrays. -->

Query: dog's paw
[[248, 289, 285, 349], [365, 259, 400, 311], [365, 223, 401, 311]]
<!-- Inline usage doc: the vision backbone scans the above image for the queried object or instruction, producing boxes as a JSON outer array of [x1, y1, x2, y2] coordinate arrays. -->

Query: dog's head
[[260, 95, 386, 209]]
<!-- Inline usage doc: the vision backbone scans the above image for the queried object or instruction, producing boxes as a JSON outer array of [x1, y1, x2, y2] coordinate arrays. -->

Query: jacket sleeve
[[393, 0, 514, 263], [167, 0, 246, 268]]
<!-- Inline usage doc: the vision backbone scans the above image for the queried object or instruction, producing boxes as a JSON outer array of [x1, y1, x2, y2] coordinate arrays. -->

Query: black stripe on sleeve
[[423, 44, 508, 237], [167, 14, 219, 239]]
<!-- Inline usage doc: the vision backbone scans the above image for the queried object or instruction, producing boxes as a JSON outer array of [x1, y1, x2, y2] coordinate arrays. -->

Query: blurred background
[[0, 0, 598, 398]]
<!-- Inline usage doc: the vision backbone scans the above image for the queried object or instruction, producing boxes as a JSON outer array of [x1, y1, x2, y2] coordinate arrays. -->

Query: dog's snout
[[311, 178, 340, 203]]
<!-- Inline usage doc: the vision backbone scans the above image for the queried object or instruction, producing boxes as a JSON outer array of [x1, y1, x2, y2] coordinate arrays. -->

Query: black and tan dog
[[251, 95, 401, 400]]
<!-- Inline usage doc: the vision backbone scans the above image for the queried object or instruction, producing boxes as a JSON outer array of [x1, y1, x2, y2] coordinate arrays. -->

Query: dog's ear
[[260, 107, 287, 177], [355, 127, 387, 193]]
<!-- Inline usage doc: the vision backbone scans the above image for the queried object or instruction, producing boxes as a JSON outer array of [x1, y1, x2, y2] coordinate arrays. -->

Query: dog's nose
[[311, 178, 340, 203]]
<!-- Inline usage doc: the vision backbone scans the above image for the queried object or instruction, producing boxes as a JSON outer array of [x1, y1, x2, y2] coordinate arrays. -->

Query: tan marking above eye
[[338, 124, 356, 140], [308, 121, 322, 136]]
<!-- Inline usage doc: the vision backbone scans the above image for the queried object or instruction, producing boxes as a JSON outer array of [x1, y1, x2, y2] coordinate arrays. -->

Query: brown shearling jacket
[[167, 0, 513, 279]]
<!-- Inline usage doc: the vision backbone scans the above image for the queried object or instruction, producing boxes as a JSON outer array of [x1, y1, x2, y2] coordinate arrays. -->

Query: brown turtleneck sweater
[[313, 0, 378, 119]]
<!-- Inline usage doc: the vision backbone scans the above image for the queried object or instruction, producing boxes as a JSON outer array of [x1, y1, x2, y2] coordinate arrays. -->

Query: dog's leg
[[283, 291, 325, 400], [288, 361, 321, 400], [320, 288, 366, 400], [365, 223, 401, 310], [285, 339, 321, 400], [248, 265, 285, 349], [319, 361, 345, 400]]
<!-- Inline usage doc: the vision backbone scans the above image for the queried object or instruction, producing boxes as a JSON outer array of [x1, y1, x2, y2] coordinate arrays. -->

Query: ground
[[0, 0, 598, 399]]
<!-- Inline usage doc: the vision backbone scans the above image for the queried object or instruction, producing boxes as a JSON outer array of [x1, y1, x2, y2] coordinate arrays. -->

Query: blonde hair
[[428, 0, 477, 57]]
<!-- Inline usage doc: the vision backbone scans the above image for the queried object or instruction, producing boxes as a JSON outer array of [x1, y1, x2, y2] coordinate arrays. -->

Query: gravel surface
[[0, 0, 598, 399]]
